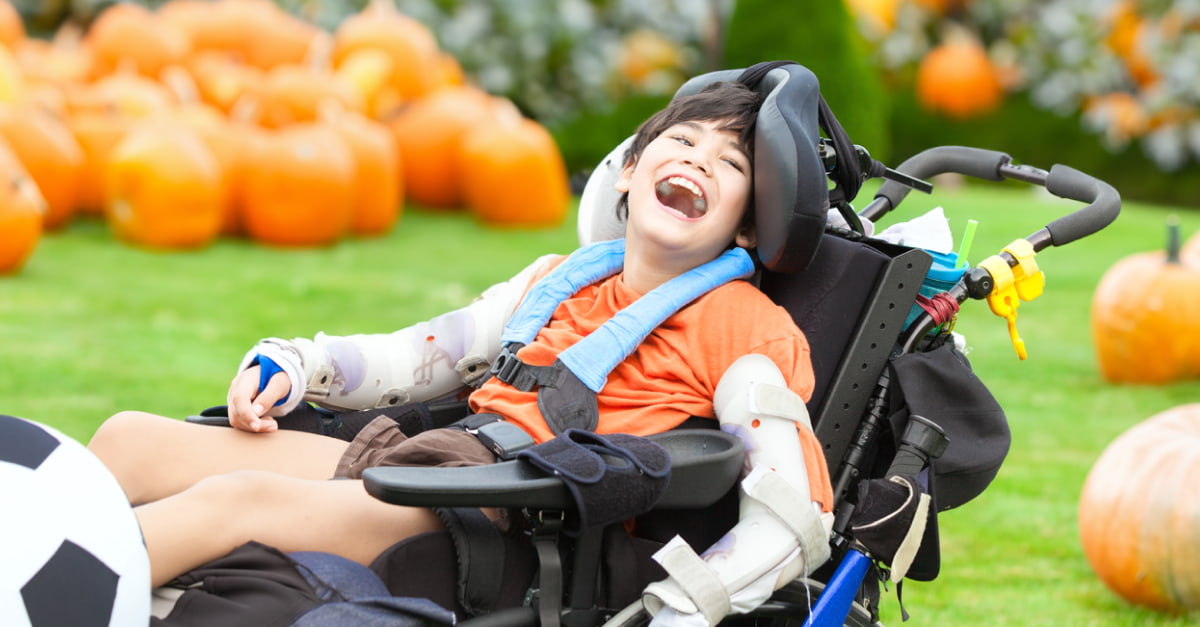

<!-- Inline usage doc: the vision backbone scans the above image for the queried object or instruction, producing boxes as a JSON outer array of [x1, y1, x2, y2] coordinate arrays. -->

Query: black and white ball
[[0, 415, 149, 626]]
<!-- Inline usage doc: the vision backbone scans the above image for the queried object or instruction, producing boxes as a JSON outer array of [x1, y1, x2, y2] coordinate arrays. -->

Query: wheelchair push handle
[[1041, 163, 1121, 247], [863, 146, 1121, 250]]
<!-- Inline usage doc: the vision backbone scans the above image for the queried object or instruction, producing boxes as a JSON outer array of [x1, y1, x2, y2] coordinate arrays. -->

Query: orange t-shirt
[[469, 267, 833, 511]]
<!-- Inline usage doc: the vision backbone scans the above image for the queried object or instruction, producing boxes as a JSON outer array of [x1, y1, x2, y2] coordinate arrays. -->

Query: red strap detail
[[915, 292, 960, 326]]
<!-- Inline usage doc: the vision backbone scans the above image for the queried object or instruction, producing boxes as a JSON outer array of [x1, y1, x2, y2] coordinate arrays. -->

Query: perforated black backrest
[[760, 233, 930, 473]]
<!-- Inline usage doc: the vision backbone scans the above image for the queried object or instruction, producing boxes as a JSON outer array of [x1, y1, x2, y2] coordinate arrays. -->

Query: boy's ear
[[614, 159, 636, 193], [735, 224, 757, 249]]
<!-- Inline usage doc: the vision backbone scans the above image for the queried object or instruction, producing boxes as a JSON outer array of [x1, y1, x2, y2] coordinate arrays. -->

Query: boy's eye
[[723, 157, 746, 173], [672, 135, 694, 147]]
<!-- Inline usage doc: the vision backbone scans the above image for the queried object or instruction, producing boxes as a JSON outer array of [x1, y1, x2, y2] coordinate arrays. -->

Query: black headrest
[[674, 62, 831, 272]]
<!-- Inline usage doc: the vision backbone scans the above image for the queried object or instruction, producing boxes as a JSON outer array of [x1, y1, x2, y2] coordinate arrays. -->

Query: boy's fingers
[[258, 372, 292, 409], [227, 367, 269, 432]]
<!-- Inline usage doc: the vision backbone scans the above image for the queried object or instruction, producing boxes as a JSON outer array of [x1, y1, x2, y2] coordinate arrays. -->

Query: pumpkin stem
[[1166, 215, 1181, 264]]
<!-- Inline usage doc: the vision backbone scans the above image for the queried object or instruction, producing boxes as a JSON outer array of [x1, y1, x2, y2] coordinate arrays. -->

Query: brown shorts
[[334, 415, 496, 479]]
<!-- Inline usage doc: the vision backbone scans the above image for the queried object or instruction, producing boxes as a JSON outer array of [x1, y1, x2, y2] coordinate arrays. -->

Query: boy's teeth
[[655, 176, 708, 218], [667, 176, 702, 198]]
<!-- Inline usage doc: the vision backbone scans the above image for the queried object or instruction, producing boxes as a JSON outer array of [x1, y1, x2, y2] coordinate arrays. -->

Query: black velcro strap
[[517, 429, 671, 531], [434, 507, 506, 617]]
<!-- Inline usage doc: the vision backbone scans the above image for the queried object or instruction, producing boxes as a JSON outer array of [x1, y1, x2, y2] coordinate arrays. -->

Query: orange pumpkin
[[162, 100, 242, 235], [460, 104, 569, 227], [237, 0, 321, 70], [915, 37, 1003, 119], [14, 30, 95, 92], [334, 48, 396, 120], [85, 2, 190, 79], [240, 122, 355, 247], [332, 0, 440, 107], [388, 86, 495, 208], [104, 120, 223, 249], [186, 51, 264, 114], [0, 138, 47, 274], [1092, 220, 1200, 383], [157, 0, 230, 51], [254, 63, 364, 129], [1183, 230, 1200, 266], [617, 29, 685, 88], [0, 0, 25, 49], [80, 69, 176, 118], [323, 106, 402, 236], [0, 32, 27, 103], [0, 102, 86, 230], [1079, 403, 1200, 612], [68, 108, 132, 215]]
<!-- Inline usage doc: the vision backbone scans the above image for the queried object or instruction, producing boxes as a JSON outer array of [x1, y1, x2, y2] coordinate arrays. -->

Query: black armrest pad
[[363, 429, 745, 510]]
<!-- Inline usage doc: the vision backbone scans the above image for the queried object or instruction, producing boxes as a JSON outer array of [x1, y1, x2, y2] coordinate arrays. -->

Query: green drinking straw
[[956, 219, 978, 268]]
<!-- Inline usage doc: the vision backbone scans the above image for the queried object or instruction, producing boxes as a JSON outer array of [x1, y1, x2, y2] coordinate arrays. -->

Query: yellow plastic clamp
[[978, 253, 1027, 360], [1002, 239, 1045, 303]]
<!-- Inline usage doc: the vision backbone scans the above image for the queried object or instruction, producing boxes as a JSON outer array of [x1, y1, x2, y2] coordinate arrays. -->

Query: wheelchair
[[179, 62, 1120, 627]]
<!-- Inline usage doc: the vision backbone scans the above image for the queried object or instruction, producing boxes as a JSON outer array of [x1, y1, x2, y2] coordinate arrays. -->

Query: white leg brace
[[641, 355, 834, 627]]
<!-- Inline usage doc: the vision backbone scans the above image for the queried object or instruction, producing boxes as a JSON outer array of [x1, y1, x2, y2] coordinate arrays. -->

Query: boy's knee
[[89, 410, 153, 459], [189, 470, 288, 511]]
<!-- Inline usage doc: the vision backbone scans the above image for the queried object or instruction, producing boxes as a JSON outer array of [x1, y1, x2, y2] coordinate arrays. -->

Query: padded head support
[[579, 62, 832, 272]]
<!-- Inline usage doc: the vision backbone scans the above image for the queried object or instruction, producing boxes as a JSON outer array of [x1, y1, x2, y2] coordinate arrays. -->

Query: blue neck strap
[[501, 239, 756, 392]]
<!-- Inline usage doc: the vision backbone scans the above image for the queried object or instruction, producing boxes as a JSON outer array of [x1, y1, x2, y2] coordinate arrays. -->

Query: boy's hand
[[227, 366, 290, 433]]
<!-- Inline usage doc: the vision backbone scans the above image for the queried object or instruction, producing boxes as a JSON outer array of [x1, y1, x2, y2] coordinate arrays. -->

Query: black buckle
[[490, 344, 524, 385], [490, 344, 562, 392]]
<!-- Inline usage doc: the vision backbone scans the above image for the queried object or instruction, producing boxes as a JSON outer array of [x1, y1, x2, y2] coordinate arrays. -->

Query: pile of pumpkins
[[1091, 219, 1200, 384], [0, 0, 571, 274]]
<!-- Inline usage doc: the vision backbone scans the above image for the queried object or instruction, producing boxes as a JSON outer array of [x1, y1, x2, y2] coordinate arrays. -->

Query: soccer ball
[[0, 415, 150, 626]]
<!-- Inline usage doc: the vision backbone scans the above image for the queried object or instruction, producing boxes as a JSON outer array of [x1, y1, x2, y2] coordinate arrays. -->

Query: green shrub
[[723, 0, 890, 161]]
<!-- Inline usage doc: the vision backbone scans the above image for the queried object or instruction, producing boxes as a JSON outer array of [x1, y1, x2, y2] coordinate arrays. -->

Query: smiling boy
[[87, 79, 832, 606]]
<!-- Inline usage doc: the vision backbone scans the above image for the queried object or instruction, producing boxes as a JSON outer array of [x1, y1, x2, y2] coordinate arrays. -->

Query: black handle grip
[[886, 415, 949, 480], [1042, 164, 1121, 247], [867, 146, 1011, 220]]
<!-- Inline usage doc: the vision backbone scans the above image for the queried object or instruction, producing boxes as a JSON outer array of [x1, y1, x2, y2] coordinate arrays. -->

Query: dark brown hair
[[616, 81, 761, 220]]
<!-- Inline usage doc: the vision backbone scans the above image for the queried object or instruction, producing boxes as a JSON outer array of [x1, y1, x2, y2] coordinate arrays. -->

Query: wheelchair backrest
[[760, 232, 930, 484]]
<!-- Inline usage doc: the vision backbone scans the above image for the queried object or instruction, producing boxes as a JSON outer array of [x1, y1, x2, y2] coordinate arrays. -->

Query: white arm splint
[[642, 354, 834, 627], [237, 254, 559, 415]]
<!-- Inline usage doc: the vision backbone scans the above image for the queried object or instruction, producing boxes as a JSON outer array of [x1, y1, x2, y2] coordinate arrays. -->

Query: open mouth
[[655, 176, 707, 219]]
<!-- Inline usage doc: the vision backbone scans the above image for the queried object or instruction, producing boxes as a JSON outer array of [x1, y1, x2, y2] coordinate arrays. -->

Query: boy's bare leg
[[135, 471, 443, 587], [88, 410, 349, 505]]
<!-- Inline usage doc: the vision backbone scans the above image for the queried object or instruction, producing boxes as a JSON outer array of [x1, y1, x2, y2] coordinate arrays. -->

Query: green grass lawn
[[3, 181, 1198, 626]]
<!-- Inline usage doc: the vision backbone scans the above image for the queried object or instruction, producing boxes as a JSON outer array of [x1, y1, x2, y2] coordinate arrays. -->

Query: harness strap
[[531, 514, 565, 627], [495, 240, 756, 394]]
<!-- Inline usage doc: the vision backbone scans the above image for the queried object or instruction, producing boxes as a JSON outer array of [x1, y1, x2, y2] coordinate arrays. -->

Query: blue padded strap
[[501, 239, 626, 346], [560, 247, 755, 392], [499, 241, 755, 393]]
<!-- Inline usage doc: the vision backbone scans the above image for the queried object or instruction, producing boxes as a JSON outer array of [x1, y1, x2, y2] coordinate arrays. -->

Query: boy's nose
[[683, 157, 710, 175]]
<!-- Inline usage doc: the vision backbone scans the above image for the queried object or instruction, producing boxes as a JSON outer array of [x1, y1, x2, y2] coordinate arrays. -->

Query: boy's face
[[615, 120, 754, 272]]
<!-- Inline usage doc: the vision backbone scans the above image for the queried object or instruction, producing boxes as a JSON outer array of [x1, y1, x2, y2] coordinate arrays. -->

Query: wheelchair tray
[[363, 428, 745, 511]]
